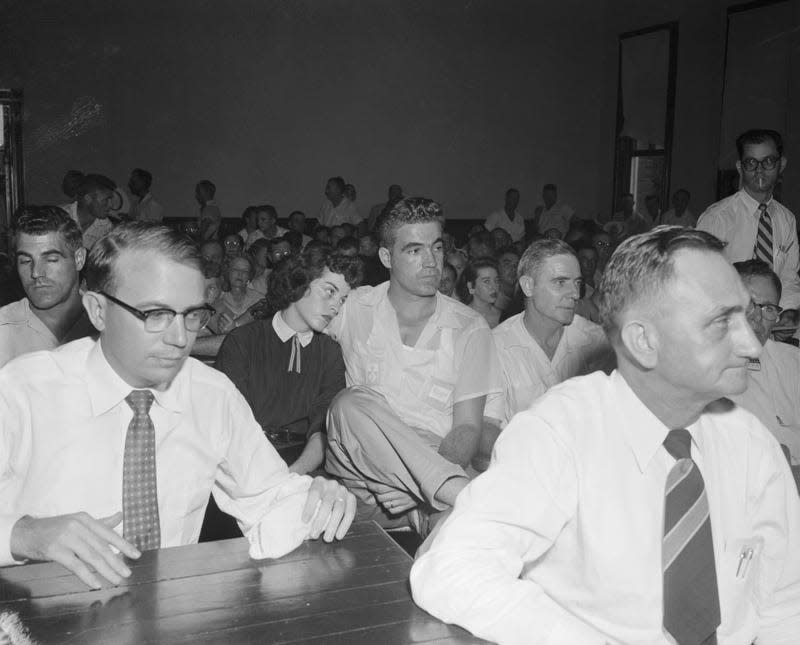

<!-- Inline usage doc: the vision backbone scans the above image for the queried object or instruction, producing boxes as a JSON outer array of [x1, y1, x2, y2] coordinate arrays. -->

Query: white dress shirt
[[129, 193, 164, 223], [0, 338, 314, 566], [485, 312, 612, 423], [661, 207, 696, 227], [318, 198, 361, 227], [0, 298, 59, 368], [697, 190, 800, 310], [485, 209, 526, 242], [326, 283, 502, 438], [731, 339, 800, 464], [537, 202, 575, 237], [411, 370, 800, 644]]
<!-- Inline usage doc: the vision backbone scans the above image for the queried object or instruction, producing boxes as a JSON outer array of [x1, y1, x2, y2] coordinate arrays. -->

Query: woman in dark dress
[[215, 246, 363, 474]]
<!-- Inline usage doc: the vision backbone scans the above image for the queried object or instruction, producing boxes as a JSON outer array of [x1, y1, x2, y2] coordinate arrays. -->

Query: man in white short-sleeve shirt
[[325, 198, 502, 533], [412, 226, 800, 644], [485, 188, 525, 243]]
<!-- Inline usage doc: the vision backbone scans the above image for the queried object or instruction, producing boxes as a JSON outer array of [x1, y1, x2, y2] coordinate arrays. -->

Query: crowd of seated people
[[0, 127, 799, 643]]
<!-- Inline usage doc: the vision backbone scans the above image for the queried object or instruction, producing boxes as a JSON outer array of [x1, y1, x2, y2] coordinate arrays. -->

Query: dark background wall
[[1, 0, 797, 224]]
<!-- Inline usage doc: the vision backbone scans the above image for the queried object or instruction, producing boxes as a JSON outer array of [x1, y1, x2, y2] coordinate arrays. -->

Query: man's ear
[[74, 247, 87, 272], [735, 159, 742, 178], [519, 274, 534, 298], [619, 318, 658, 370], [779, 156, 788, 174], [82, 291, 107, 332], [378, 247, 391, 270]]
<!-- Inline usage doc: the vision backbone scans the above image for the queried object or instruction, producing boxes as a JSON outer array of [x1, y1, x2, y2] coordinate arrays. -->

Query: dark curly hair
[[456, 257, 499, 305], [263, 245, 364, 316]]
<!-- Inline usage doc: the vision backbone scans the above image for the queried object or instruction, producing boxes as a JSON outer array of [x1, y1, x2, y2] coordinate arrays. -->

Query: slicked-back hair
[[456, 257, 498, 305], [196, 180, 216, 198], [265, 245, 364, 315], [77, 174, 116, 199], [256, 204, 278, 219], [84, 222, 202, 294], [13, 206, 83, 253], [736, 129, 783, 158], [597, 225, 725, 341], [327, 176, 346, 192], [376, 197, 443, 249], [733, 259, 782, 301], [517, 238, 576, 282]]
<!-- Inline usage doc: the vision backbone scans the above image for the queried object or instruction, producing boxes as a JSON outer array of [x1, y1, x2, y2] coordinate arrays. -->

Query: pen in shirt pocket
[[736, 547, 754, 578]]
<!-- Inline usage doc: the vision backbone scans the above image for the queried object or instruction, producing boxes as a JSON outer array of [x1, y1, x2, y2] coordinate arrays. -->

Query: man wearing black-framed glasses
[[729, 260, 800, 492], [698, 129, 800, 332], [0, 222, 356, 590]]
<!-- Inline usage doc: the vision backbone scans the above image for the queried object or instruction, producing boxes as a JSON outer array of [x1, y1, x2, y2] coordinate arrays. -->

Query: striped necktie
[[753, 203, 773, 267], [122, 390, 161, 551], [662, 428, 720, 645]]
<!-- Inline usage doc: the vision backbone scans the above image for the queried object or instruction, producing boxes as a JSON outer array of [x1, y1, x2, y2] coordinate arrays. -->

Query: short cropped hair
[[77, 174, 116, 199], [733, 259, 782, 301], [597, 225, 725, 340], [131, 168, 153, 190], [736, 129, 783, 158], [327, 176, 346, 192], [543, 183, 557, 192], [13, 206, 83, 253], [85, 222, 201, 294], [457, 257, 498, 305], [265, 245, 364, 315], [196, 179, 216, 197], [376, 197, 443, 249], [256, 204, 278, 219], [517, 238, 575, 282], [61, 170, 85, 200]]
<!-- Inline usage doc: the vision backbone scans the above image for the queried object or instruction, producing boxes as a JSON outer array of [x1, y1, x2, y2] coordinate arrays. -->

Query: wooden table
[[0, 521, 487, 644]]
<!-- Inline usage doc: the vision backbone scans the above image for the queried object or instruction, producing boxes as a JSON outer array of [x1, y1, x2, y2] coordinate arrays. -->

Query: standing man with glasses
[[698, 129, 800, 329], [0, 223, 356, 590]]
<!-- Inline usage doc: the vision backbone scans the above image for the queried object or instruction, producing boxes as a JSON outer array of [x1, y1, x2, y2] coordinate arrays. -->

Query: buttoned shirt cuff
[[246, 474, 314, 560], [0, 514, 27, 567]]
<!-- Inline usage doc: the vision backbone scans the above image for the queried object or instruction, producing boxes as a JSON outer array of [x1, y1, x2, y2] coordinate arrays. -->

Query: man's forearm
[[438, 423, 481, 468]]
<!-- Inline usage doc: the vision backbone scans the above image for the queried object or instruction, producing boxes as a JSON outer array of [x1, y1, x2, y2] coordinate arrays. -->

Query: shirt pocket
[[719, 535, 763, 632]]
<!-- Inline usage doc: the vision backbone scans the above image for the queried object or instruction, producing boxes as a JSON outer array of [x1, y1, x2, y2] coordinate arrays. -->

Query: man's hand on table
[[10, 512, 140, 589], [303, 477, 357, 542]]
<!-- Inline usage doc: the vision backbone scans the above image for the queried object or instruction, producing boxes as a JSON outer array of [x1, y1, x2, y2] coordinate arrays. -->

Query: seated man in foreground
[[728, 259, 800, 489], [0, 223, 355, 590], [216, 246, 363, 475], [0, 206, 96, 367], [412, 226, 800, 643], [325, 198, 502, 533]]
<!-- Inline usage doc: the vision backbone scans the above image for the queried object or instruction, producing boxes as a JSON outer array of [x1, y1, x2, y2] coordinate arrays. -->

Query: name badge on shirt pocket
[[424, 377, 454, 411], [366, 362, 381, 386]]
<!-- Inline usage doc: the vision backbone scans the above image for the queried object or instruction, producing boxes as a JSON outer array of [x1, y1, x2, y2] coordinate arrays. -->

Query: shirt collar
[[272, 311, 314, 347], [372, 282, 462, 331], [738, 188, 773, 213], [612, 370, 671, 472], [85, 339, 183, 416]]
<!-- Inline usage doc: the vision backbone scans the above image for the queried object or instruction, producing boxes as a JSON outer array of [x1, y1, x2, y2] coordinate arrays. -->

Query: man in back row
[[413, 226, 800, 643], [0, 207, 95, 367], [0, 223, 355, 589], [698, 128, 799, 327], [325, 198, 502, 533]]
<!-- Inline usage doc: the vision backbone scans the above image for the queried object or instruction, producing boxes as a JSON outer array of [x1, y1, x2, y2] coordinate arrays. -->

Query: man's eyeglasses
[[746, 300, 782, 322], [100, 292, 215, 333], [740, 156, 779, 172]]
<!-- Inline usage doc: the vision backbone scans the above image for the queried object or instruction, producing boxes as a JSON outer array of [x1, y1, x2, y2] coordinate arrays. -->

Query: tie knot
[[663, 428, 692, 461], [126, 389, 155, 415], [758, 203, 768, 214]]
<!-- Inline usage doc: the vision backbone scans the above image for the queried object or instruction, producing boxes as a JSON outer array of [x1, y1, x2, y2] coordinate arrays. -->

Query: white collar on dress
[[272, 310, 313, 347]]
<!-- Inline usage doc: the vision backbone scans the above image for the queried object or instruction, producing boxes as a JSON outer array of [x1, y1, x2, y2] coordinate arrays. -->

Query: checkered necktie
[[753, 203, 773, 267], [662, 429, 720, 645], [122, 390, 161, 551]]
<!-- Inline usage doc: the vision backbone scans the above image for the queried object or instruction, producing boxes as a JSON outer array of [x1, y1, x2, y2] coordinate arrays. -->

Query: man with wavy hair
[[325, 197, 502, 535]]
